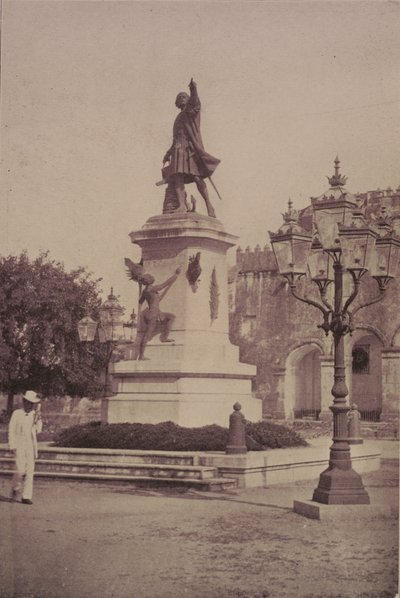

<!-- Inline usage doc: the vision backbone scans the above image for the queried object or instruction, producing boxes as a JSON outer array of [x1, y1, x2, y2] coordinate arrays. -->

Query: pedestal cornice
[[130, 212, 238, 251]]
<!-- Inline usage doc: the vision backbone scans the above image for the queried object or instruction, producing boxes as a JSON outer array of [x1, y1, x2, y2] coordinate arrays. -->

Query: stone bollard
[[226, 402, 247, 454], [347, 403, 363, 445]]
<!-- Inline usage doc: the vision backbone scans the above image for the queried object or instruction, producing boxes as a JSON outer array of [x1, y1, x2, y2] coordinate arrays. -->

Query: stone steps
[[2, 447, 201, 466], [0, 457, 217, 479], [0, 447, 238, 491]]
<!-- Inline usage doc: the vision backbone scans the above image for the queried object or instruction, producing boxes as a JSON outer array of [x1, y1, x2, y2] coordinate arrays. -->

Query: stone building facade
[[229, 170, 400, 422]]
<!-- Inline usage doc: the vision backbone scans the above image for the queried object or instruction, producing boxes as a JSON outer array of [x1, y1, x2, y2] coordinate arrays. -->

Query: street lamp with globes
[[269, 158, 400, 504], [77, 289, 126, 397]]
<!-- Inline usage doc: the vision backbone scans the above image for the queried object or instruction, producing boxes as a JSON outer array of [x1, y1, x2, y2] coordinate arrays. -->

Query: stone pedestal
[[319, 355, 334, 416], [381, 348, 400, 417], [105, 212, 262, 427], [272, 367, 287, 418]]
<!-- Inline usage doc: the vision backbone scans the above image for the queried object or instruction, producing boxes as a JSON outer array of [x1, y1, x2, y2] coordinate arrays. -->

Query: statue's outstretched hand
[[175, 267, 182, 275], [189, 78, 196, 89]]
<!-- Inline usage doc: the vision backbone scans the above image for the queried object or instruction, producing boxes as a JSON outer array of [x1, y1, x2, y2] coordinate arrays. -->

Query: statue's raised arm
[[159, 79, 221, 218], [187, 78, 200, 113]]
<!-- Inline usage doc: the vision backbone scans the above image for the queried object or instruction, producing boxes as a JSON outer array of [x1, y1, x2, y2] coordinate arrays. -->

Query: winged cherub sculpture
[[124, 258, 181, 360]]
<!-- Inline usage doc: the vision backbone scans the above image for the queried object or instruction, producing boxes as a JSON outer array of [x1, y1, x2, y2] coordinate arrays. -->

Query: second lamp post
[[77, 289, 125, 397]]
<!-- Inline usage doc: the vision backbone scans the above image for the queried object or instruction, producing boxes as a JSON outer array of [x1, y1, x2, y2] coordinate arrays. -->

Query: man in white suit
[[8, 390, 43, 504]]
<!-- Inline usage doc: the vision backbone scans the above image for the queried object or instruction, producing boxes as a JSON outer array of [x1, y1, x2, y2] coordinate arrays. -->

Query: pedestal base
[[293, 500, 391, 520], [105, 391, 261, 427], [312, 466, 370, 504], [106, 348, 262, 427]]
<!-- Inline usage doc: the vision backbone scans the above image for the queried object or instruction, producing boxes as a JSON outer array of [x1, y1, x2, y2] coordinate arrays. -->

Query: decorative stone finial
[[282, 198, 298, 225], [370, 205, 394, 236], [226, 402, 247, 454], [348, 404, 363, 445], [327, 156, 348, 188], [269, 198, 310, 240]]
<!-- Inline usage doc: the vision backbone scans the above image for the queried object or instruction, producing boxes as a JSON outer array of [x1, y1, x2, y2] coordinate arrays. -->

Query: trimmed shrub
[[245, 421, 308, 449], [54, 420, 308, 451]]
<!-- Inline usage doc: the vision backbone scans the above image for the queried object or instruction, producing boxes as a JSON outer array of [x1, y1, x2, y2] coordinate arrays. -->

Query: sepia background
[[1, 0, 399, 312]]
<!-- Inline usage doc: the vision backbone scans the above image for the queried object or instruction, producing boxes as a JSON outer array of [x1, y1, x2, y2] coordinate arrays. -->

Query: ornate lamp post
[[269, 158, 399, 504], [78, 289, 125, 396]]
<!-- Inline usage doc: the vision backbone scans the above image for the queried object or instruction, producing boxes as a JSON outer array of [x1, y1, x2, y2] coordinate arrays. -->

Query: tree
[[0, 252, 109, 415]]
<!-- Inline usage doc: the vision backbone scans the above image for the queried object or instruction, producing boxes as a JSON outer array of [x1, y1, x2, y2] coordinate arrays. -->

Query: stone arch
[[349, 328, 385, 420], [390, 325, 400, 347], [286, 337, 327, 357], [351, 324, 388, 348], [284, 342, 324, 419]]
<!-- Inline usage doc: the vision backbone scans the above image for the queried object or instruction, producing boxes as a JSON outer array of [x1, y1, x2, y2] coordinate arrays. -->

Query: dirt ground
[[0, 453, 398, 598]]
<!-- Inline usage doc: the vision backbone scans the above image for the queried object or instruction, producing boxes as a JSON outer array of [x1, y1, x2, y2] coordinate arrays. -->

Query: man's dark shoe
[[21, 499, 33, 505]]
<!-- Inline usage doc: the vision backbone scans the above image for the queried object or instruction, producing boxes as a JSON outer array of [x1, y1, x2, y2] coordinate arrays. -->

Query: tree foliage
[[0, 252, 109, 411]]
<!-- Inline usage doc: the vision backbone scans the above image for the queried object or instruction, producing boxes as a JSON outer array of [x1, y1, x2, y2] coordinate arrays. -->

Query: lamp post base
[[312, 401, 370, 504], [294, 500, 390, 520], [312, 466, 370, 504]]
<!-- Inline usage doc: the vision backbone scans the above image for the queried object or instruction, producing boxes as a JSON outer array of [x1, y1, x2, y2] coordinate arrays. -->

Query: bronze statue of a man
[[162, 79, 220, 217]]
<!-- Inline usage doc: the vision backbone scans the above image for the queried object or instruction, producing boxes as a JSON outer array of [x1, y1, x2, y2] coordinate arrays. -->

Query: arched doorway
[[285, 344, 322, 419], [351, 332, 383, 421]]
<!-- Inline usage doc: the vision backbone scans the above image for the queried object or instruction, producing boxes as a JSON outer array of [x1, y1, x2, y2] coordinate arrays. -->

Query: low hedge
[[54, 420, 308, 451]]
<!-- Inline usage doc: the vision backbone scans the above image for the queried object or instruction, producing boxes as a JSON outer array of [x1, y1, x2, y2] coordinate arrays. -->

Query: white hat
[[23, 390, 40, 404]]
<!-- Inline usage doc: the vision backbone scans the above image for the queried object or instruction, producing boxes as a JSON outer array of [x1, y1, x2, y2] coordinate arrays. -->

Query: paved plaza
[[0, 442, 398, 598]]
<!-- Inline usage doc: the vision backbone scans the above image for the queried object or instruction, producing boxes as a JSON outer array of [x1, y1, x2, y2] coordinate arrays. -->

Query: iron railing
[[293, 409, 321, 421], [359, 409, 381, 422]]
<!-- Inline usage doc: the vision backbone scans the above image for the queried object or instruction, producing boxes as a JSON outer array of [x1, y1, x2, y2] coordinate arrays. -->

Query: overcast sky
[[1, 0, 399, 312]]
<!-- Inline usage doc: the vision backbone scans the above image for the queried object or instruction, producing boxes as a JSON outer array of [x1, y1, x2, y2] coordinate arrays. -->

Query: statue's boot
[[195, 177, 216, 218], [205, 201, 216, 218]]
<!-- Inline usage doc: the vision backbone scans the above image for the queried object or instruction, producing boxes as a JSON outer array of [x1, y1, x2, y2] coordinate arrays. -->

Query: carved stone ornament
[[209, 267, 220, 322], [186, 252, 201, 292]]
